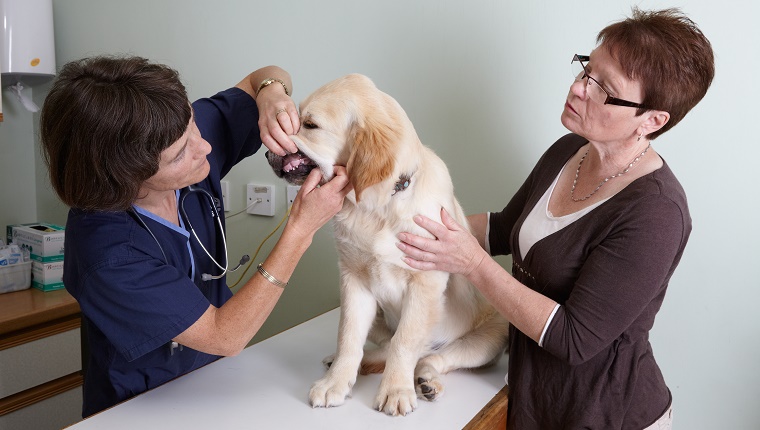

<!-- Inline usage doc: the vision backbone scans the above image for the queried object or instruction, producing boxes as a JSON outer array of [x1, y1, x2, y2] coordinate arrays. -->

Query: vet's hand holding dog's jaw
[[397, 208, 488, 278], [286, 167, 352, 241]]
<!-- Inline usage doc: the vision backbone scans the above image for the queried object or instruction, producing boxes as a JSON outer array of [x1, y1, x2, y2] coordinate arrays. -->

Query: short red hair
[[597, 7, 715, 139]]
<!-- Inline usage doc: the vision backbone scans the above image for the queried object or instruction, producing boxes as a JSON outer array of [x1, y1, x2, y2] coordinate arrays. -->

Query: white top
[[519, 166, 609, 260]]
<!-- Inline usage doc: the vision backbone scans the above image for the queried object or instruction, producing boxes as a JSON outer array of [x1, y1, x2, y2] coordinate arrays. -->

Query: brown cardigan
[[490, 133, 691, 429]]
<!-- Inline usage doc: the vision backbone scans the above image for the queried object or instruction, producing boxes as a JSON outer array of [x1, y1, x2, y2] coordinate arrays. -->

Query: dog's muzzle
[[265, 150, 318, 185]]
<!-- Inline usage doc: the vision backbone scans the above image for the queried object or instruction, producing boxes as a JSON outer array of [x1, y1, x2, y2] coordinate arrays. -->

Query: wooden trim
[[0, 371, 83, 416], [464, 384, 508, 429], [0, 288, 80, 336], [0, 314, 81, 351]]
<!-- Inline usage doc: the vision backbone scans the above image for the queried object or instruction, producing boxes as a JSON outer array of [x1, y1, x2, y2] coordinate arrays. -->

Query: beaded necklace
[[570, 143, 651, 202]]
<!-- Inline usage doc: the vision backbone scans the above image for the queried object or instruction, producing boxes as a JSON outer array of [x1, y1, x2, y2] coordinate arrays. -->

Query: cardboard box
[[31, 260, 64, 292], [10, 223, 65, 263], [6, 222, 37, 245]]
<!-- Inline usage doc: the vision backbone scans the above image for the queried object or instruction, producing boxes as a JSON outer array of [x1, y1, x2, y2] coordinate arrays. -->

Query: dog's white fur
[[276, 74, 508, 416]]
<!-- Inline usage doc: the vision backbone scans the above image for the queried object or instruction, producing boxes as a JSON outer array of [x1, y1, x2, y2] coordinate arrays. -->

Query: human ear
[[643, 110, 670, 135]]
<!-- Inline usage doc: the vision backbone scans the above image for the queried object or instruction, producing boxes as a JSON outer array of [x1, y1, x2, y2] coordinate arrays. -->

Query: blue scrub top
[[63, 88, 262, 418]]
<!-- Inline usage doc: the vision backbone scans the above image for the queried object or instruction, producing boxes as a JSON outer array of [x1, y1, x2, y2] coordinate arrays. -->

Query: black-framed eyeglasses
[[571, 54, 649, 109]]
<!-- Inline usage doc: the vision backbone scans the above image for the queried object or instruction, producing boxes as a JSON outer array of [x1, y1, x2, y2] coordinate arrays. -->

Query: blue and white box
[[31, 260, 64, 292], [11, 223, 65, 263]]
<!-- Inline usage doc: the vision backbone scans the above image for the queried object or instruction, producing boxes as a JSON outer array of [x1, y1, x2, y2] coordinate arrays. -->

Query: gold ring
[[275, 108, 287, 116]]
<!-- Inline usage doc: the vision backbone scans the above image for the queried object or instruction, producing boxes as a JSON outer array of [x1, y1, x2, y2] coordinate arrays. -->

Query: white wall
[[13, 0, 756, 428]]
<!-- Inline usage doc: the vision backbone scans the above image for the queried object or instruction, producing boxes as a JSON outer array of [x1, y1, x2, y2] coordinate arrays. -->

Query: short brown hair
[[40, 56, 191, 211], [597, 7, 714, 139]]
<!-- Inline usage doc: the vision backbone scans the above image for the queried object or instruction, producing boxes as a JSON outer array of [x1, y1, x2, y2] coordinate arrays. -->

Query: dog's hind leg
[[414, 312, 509, 401]]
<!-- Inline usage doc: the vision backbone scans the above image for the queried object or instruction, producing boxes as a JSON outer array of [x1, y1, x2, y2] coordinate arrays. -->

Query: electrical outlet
[[286, 185, 301, 207], [220, 180, 230, 212], [246, 184, 275, 216]]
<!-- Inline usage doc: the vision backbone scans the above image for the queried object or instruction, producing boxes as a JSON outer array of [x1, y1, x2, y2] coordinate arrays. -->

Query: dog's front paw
[[373, 385, 418, 416], [309, 376, 353, 408]]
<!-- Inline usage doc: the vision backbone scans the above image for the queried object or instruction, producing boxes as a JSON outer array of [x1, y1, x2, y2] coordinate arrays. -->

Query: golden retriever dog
[[266, 74, 508, 416]]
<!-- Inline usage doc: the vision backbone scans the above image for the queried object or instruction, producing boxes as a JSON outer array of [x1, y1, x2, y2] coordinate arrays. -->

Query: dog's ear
[[347, 115, 399, 202]]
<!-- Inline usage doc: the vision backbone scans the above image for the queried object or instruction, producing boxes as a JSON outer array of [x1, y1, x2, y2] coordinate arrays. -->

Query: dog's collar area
[[392, 173, 413, 196]]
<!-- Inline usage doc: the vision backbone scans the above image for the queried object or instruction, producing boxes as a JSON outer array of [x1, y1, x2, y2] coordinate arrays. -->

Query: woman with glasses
[[396, 8, 713, 429]]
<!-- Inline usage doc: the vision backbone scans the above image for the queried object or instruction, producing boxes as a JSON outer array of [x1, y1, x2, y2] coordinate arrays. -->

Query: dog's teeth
[[282, 157, 304, 173]]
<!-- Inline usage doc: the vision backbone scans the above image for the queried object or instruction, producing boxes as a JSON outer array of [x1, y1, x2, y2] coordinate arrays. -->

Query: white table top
[[67, 308, 508, 429]]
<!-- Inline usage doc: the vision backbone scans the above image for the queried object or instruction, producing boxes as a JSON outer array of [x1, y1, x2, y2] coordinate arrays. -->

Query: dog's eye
[[302, 120, 319, 130]]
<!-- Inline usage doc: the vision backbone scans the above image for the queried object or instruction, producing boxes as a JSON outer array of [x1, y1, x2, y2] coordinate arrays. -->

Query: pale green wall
[[0, 86, 41, 232], [1, 0, 757, 428]]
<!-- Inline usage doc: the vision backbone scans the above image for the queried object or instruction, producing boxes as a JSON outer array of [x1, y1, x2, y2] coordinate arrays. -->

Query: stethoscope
[[132, 185, 249, 282]]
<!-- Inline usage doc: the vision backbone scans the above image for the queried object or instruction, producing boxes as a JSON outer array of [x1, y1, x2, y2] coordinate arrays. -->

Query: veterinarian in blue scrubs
[[39, 56, 351, 418], [396, 8, 713, 430]]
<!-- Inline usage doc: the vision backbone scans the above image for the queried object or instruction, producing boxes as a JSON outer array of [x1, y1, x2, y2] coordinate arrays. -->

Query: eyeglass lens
[[571, 57, 607, 104]]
